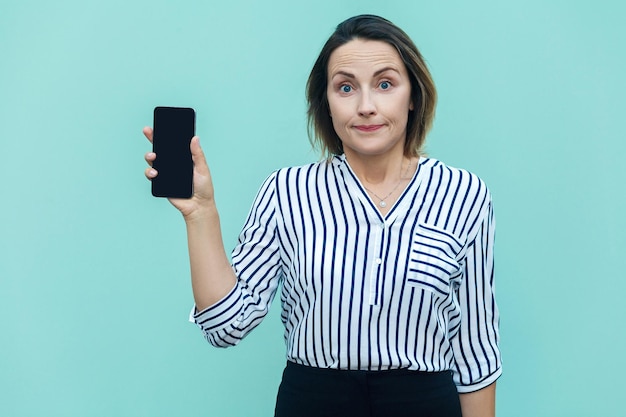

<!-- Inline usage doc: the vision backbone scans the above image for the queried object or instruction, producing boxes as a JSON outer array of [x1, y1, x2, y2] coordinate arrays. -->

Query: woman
[[144, 15, 501, 417]]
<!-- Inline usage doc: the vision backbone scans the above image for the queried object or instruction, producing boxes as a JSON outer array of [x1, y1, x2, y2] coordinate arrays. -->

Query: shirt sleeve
[[451, 198, 502, 393], [190, 172, 284, 348]]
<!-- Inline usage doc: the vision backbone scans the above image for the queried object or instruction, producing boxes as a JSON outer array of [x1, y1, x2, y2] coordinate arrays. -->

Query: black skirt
[[275, 361, 462, 417]]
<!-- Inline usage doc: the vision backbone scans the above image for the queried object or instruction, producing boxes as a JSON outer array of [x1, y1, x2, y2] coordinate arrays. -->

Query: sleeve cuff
[[456, 367, 502, 393], [188, 282, 243, 333]]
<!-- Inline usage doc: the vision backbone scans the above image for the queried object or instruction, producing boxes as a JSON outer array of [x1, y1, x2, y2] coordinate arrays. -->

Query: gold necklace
[[363, 158, 412, 208]]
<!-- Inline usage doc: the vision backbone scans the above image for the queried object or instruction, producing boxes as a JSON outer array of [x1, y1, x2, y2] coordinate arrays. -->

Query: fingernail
[[150, 169, 157, 176]]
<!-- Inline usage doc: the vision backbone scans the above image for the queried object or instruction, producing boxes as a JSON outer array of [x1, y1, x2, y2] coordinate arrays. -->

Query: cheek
[[331, 114, 346, 139], [328, 99, 348, 125], [392, 95, 413, 121], [327, 102, 349, 141]]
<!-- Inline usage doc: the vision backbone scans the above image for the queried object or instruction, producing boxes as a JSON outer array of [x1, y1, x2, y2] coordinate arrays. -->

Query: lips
[[354, 124, 384, 132]]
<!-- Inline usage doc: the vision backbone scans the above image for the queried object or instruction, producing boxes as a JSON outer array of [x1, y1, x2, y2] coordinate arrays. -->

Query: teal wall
[[1, 1, 624, 416]]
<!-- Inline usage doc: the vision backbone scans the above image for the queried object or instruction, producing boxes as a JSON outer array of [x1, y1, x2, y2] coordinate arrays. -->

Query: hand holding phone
[[151, 106, 195, 198]]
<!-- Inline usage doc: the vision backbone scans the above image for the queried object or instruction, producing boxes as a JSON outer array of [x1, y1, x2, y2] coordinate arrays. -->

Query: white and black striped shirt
[[192, 155, 501, 392]]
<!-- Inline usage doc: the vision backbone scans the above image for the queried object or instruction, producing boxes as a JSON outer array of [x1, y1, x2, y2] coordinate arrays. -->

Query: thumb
[[190, 136, 209, 175]]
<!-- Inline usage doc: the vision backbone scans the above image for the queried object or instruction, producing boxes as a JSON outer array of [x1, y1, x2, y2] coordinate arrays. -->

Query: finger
[[145, 167, 158, 180], [145, 151, 156, 167], [190, 136, 209, 176], [143, 126, 153, 143]]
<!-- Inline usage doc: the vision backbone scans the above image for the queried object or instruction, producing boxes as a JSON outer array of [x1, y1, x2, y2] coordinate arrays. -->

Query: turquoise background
[[1, 0, 624, 416]]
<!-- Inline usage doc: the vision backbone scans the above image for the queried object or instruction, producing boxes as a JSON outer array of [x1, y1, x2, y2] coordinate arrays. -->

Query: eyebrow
[[331, 66, 400, 79]]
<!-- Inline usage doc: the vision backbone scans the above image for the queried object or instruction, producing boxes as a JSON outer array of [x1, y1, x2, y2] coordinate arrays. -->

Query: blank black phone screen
[[151, 106, 195, 198]]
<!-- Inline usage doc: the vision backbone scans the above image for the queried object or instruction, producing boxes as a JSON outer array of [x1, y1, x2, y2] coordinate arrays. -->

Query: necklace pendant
[[379, 200, 387, 208]]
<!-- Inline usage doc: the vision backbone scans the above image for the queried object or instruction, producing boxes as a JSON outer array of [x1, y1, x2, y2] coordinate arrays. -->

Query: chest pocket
[[407, 223, 463, 297]]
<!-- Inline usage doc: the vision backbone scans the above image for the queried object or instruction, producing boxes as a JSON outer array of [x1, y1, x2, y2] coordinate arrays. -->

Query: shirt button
[[375, 258, 382, 265]]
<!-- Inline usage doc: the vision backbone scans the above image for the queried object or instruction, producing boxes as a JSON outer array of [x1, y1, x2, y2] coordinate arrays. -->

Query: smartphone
[[151, 106, 195, 198]]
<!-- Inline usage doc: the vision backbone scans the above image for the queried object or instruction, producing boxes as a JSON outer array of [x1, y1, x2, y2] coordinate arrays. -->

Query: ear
[[409, 99, 414, 111]]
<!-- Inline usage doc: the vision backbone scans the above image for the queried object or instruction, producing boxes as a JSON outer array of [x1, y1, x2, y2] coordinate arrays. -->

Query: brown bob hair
[[306, 15, 437, 158]]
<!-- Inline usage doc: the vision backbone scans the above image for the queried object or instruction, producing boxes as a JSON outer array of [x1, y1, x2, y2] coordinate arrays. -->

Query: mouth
[[354, 124, 384, 132]]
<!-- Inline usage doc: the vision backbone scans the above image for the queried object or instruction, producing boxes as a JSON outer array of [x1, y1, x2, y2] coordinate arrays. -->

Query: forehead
[[327, 39, 405, 75]]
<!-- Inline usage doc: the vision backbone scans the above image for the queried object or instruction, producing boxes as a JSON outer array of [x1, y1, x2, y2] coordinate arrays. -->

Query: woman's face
[[326, 39, 413, 159]]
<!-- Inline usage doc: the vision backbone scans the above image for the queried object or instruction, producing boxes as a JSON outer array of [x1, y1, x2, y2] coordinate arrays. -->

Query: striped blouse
[[191, 154, 501, 392]]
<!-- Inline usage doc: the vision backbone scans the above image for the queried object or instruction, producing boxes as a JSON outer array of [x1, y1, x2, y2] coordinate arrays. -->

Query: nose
[[357, 90, 377, 116]]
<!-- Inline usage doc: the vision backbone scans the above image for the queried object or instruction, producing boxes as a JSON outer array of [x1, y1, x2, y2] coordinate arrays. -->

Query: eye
[[379, 81, 391, 90], [340, 84, 352, 93]]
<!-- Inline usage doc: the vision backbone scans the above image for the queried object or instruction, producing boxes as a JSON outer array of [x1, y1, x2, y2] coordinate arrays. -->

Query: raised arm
[[143, 127, 236, 310]]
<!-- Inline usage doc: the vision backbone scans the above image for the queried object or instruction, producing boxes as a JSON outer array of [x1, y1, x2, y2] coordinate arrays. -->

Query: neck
[[344, 152, 416, 212], [344, 151, 407, 185]]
